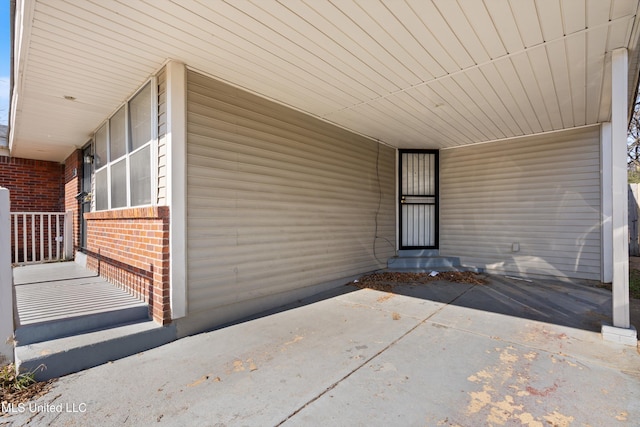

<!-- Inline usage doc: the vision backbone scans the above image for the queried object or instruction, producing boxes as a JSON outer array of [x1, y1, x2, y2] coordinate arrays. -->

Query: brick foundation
[[84, 207, 171, 324]]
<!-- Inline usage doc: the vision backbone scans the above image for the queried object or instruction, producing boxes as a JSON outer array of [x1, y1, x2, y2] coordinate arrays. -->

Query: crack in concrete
[[275, 283, 479, 426]]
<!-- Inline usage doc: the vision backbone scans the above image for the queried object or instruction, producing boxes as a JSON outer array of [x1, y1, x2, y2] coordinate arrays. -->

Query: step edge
[[15, 322, 177, 381], [15, 306, 150, 345]]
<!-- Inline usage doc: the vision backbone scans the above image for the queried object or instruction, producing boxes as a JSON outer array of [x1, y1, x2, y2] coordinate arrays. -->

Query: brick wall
[[0, 156, 64, 211], [84, 207, 171, 324], [0, 156, 65, 262], [64, 150, 82, 252]]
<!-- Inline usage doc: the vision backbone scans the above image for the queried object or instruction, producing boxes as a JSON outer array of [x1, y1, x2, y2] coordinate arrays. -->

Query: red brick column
[[84, 207, 171, 324]]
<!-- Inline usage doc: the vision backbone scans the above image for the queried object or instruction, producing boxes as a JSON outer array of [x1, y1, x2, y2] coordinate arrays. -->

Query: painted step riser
[[388, 257, 460, 269], [16, 323, 176, 381], [15, 306, 149, 346], [397, 250, 440, 257]]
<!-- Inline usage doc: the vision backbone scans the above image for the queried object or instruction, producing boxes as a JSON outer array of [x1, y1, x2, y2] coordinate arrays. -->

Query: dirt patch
[[631, 299, 640, 333], [0, 364, 55, 411], [0, 380, 55, 409], [629, 258, 640, 333], [353, 271, 487, 292]]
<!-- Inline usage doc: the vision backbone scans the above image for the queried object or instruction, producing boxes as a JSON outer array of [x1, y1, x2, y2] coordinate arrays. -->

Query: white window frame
[[92, 78, 158, 211]]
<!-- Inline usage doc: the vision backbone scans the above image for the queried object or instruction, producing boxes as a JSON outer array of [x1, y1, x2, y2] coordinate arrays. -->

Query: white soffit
[[10, 0, 640, 161]]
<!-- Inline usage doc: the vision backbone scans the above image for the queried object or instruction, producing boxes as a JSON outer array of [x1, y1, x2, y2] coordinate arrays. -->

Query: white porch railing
[[10, 211, 73, 265]]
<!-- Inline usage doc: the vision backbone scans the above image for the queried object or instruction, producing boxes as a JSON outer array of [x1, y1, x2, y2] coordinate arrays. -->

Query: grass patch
[[598, 269, 640, 299], [630, 269, 640, 299], [0, 364, 53, 406], [0, 364, 37, 392]]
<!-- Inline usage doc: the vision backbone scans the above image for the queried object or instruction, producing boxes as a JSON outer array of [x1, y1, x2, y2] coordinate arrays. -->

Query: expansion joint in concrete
[[274, 283, 479, 426]]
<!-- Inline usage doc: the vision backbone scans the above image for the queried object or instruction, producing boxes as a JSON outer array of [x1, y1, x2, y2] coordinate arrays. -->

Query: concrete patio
[[2, 274, 639, 426]]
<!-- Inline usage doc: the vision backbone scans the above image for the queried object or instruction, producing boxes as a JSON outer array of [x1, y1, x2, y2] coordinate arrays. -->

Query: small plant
[[0, 363, 43, 393], [0, 364, 52, 405]]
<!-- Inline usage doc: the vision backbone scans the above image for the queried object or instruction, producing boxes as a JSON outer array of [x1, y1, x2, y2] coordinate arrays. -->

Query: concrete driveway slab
[[286, 315, 639, 427], [2, 289, 425, 426], [429, 302, 640, 374], [432, 275, 612, 331], [1, 275, 638, 427], [335, 280, 472, 320]]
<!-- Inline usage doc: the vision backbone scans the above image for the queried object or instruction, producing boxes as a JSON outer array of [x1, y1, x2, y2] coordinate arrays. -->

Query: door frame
[[79, 142, 93, 251], [398, 149, 439, 250]]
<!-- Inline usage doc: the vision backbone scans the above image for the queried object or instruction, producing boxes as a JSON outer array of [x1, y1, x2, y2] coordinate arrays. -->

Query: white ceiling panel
[[484, 0, 525, 54], [545, 39, 575, 127], [457, 0, 507, 60], [411, 84, 479, 145], [511, 52, 553, 132], [387, 91, 464, 146], [407, 0, 475, 69], [429, 77, 499, 141], [585, 26, 609, 124], [599, 55, 614, 122], [432, 0, 491, 65], [332, 0, 428, 84], [527, 46, 564, 130], [494, 56, 544, 134], [448, 72, 507, 139], [566, 34, 588, 126], [612, 0, 640, 19], [9, 0, 640, 161], [302, 1, 414, 90], [587, 0, 613, 28], [354, 0, 441, 80], [388, 0, 459, 74], [607, 14, 635, 51], [463, 67, 521, 137], [510, 1, 544, 48], [536, 1, 564, 42], [562, 0, 588, 35]]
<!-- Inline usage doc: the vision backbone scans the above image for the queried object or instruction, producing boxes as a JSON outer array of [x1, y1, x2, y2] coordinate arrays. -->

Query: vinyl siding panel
[[156, 67, 167, 205], [185, 70, 395, 320], [440, 126, 601, 280]]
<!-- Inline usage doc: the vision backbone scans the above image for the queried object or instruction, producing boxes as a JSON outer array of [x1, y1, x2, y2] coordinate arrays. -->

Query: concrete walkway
[[1, 275, 639, 426]]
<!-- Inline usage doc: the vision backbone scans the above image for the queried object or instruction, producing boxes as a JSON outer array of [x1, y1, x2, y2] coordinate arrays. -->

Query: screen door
[[399, 150, 438, 249]]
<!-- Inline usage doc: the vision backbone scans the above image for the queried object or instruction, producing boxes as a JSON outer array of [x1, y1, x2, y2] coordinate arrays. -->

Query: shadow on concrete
[[213, 273, 613, 335], [387, 275, 611, 332]]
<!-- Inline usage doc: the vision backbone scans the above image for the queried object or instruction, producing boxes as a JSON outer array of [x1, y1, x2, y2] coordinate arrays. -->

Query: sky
[[0, 2, 10, 126]]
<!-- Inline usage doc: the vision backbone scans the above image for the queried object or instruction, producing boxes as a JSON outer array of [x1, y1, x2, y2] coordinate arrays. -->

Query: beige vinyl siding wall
[[185, 70, 395, 325], [440, 126, 601, 280], [156, 67, 167, 205]]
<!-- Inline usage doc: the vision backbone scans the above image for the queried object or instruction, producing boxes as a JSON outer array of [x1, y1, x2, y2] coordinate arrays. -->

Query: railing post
[[64, 210, 73, 260], [0, 188, 15, 364]]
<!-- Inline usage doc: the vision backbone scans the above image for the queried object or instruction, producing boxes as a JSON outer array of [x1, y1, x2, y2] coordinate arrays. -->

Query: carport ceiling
[[10, 0, 640, 161]]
